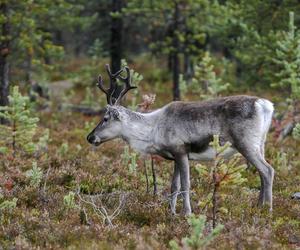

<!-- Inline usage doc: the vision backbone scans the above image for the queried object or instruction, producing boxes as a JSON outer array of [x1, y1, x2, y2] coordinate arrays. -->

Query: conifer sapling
[[0, 86, 39, 155]]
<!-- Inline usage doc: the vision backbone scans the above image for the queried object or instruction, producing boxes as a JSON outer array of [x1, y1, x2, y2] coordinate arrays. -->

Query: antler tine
[[114, 66, 137, 105], [96, 64, 124, 105], [96, 75, 107, 94], [105, 64, 123, 78], [105, 64, 124, 105], [96, 74, 112, 104]]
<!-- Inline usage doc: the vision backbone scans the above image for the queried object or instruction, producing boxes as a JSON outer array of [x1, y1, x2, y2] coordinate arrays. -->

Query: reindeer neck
[[120, 107, 161, 154]]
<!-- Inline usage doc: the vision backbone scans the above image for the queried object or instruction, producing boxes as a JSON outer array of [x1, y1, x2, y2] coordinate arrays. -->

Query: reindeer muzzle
[[87, 134, 101, 146]]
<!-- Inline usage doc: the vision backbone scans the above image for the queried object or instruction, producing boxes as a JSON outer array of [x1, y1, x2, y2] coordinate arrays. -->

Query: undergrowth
[[0, 59, 300, 249]]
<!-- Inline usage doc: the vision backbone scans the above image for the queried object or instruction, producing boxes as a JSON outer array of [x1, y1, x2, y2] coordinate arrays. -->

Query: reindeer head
[[87, 64, 136, 146]]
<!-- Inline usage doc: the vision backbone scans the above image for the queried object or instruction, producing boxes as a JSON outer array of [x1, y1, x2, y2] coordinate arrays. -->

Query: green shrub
[[63, 191, 77, 210], [0, 198, 17, 211], [292, 123, 300, 141], [169, 214, 223, 250], [57, 142, 69, 158]]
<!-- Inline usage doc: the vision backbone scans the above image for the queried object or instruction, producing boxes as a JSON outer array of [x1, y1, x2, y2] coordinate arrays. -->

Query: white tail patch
[[255, 98, 274, 134]]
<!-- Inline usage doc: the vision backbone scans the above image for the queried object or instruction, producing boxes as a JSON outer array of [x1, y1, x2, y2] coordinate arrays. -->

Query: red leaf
[[4, 179, 14, 191]]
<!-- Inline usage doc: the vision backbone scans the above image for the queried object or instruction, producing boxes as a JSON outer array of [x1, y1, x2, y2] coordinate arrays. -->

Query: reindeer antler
[[97, 64, 137, 105], [114, 66, 137, 105], [97, 64, 123, 105]]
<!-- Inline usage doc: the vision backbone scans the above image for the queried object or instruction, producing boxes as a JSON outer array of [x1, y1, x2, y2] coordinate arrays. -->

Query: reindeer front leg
[[170, 161, 180, 214], [175, 154, 191, 215]]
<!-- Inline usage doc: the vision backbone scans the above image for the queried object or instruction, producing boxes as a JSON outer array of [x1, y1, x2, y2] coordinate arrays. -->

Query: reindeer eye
[[103, 117, 109, 122]]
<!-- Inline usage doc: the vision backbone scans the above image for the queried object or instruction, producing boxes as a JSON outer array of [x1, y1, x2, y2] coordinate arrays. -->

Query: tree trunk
[[110, 0, 123, 74], [168, 53, 173, 72], [172, 52, 180, 101], [212, 167, 219, 229], [25, 53, 32, 83], [184, 52, 193, 82], [172, 2, 180, 101], [0, 2, 10, 124]]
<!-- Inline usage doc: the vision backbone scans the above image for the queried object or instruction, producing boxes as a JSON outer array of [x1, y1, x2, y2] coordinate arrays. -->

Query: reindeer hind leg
[[237, 142, 274, 210]]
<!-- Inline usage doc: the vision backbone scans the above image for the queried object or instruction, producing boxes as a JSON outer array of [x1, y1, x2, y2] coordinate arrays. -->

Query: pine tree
[[0, 86, 39, 155], [211, 1, 299, 89], [124, 0, 210, 100], [26, 161, 43, 188], [272, 12, 300, 100], [196, 135, 247, 228], [191, 52, 230, 100], [0, 0, 89, 121]]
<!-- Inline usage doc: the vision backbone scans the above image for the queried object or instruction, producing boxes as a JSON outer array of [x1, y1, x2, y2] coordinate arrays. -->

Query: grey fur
[[87, 95, 275, 215]]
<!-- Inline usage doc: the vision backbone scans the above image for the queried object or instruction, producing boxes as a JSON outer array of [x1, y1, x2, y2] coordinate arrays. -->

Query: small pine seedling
[[128, 152, 138, 175], [0, 86, 39, 155], [196, 135, 247, 227], [26, 162, 43, 188], [81, 87, 98, 107], [57, 142, 69, 158], [63, 191, 77, 210], [169, 214, 223, 250], [121, 145, 138, 175], [121, 59, 143, 109]]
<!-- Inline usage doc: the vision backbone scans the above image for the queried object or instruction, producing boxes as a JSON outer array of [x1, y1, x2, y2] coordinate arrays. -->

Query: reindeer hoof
[[291, 192, 300, 200], [171, 210, 177, 216], [182, 209, 192, 217]]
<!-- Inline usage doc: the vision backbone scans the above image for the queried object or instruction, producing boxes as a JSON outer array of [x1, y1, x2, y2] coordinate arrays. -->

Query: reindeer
[[87, 64, 275, 215]]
